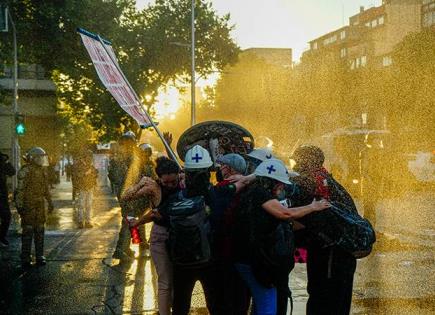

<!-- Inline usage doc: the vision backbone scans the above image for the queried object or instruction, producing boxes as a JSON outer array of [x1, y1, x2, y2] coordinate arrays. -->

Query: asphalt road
[[0, 178, 434, 314]]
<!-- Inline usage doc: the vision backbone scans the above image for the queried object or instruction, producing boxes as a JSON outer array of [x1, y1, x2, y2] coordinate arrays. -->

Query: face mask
[[276, 189, 286, 201]]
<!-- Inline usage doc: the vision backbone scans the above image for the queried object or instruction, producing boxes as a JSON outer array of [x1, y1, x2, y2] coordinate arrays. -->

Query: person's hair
[[252, 176, 277, 193], [155, 156, 180, 177]]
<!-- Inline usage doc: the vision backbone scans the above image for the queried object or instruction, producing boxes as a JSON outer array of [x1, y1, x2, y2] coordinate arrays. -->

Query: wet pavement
[[0, 178, 434, 314]]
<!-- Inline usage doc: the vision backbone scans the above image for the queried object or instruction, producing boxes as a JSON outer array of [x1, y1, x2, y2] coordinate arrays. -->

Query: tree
[[387, 30, 435, 149], [1, 0, 239, 142]]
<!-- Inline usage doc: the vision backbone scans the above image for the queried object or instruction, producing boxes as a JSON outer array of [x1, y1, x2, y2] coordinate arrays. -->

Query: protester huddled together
[[111, 128, 375, 315]]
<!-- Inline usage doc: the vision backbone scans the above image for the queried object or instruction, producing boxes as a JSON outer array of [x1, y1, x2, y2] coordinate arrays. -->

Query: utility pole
[[2, 7, 19, 190], [191, 0, 196, 126]]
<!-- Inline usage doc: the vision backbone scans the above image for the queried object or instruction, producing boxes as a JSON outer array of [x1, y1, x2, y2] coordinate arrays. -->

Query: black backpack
[[160, 191, 211, 267], [299, 174, 376, 259]]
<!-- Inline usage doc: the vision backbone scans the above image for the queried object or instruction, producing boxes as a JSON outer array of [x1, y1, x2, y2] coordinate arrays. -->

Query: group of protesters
[[107, 129, 361, 315]]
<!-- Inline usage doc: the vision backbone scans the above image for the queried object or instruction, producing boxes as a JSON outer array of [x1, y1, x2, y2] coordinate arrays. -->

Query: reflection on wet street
[[1, 179, 434, 314]]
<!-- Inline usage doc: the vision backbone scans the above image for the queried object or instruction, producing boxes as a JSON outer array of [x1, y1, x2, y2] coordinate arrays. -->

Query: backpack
[[299, 172, 376, 259], [160, 191, 211, 267], [249, 197, 295, 288]]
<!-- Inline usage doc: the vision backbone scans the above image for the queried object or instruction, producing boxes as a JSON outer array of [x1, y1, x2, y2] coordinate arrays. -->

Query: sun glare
[[154, 86, 182, 120]]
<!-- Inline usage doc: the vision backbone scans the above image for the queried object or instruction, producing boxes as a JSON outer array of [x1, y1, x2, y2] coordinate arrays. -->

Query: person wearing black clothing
[[0, 153, 16, 247], [233, 159, 330, 315], [292, 144, 358, 315]]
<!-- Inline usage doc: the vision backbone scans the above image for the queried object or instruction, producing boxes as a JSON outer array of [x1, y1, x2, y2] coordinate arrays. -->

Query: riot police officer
[[15, 147, 54, 268]]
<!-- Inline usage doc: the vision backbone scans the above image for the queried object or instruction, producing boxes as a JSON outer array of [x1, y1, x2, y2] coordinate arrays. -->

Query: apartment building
[[305, 0, 424, 68]]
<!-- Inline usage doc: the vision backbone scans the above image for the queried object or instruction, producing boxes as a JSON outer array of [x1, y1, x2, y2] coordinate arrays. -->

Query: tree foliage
[[1, 0, 239, 142]]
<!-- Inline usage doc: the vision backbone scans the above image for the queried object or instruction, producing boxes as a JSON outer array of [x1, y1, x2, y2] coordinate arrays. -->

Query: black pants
[[0, 201, 11, 240], [172, 264, 219, 315], [21, 223, 45, 262], [306, 247, 356, 315], [215, 262, 250, 315]]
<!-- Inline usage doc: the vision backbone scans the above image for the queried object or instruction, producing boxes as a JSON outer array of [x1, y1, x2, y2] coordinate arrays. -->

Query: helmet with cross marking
[[247, 148, 274, 162], [254, 158, 291, 184], [184, 145, 213, 169]]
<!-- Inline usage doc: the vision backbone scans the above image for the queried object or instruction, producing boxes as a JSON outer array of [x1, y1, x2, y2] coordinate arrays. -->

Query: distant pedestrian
[[0, 153, 16, 247], [15, 147, 54, 268], [72, 150, 97, 228]]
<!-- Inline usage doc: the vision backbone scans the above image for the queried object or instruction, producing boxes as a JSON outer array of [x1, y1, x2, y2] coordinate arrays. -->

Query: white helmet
[[247, 148, 274, 162], [184, 145, 213, 169], [254, 158, 291, 184]]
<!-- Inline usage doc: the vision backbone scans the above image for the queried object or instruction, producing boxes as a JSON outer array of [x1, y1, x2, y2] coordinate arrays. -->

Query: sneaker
[[36, 257, 47, 266], [0, 238, 9, 248]]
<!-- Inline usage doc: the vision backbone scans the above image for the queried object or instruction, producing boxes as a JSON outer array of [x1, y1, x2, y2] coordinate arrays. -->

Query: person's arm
[[262, 198, 330, 220], [129, 209, 156, 227], [227, 174, 256, 192], [163, 131, 174, 160], [44, 171, 54, 213], [121, 176, 154, 201]]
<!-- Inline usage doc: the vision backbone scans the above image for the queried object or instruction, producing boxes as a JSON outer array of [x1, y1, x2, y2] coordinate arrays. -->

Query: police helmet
[[26, 147, 49, 167]]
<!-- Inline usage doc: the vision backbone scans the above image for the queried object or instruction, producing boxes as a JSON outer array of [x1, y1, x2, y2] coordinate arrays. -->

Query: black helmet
[[292, 145, 325, 171], [26, 147, 49, 166], [119, 131, 137, 146]]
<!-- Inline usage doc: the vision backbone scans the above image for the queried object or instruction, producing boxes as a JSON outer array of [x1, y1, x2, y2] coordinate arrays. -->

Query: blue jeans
[[235, 263, 277, 315]]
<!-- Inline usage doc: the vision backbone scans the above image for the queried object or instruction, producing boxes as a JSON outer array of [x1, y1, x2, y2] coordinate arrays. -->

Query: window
[[383, 56, 392, 66], [313, 42, 318, 50], [378, 15, 385, 25], [423, 11, 435, 27], [371, 19, 378, 27], [340, 30, 346, 40], [323, 35, 337, 45], [340, 48, 347, 58], [361, 55, 367, 66], [356, 58, 361, 68], [365, 22, 371, 27]]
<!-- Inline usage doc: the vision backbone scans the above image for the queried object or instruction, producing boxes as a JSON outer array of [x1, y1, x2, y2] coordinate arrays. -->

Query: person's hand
[[227, 174, 243, 183], [309, 199, 331, 211], [151, 210, 163, 221], [129, 218, 139, 227], [163, 132, 173, 146]]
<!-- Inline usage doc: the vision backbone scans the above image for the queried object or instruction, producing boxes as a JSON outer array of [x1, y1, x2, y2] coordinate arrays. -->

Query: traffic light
[[15, 114, 26, 135]]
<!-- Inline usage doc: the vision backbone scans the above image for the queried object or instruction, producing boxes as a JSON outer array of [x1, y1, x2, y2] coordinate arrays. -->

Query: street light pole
[[191, 0, 196, 126], [6, 7, 19, 190]]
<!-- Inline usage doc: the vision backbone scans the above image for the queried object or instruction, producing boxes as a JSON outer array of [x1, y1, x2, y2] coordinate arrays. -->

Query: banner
[[78, 28, 151, 127]]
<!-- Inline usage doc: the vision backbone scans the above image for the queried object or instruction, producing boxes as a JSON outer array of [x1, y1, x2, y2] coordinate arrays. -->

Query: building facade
[[0, 64, 61, 164]]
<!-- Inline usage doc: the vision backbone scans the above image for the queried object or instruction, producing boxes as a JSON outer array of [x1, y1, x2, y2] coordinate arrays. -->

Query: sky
[[136, 0, 383, 61]]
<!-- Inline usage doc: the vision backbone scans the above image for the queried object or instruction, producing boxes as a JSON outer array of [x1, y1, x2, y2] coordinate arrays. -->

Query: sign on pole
[[77, 28, 152, 127], [77, 28, 180, 165]]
